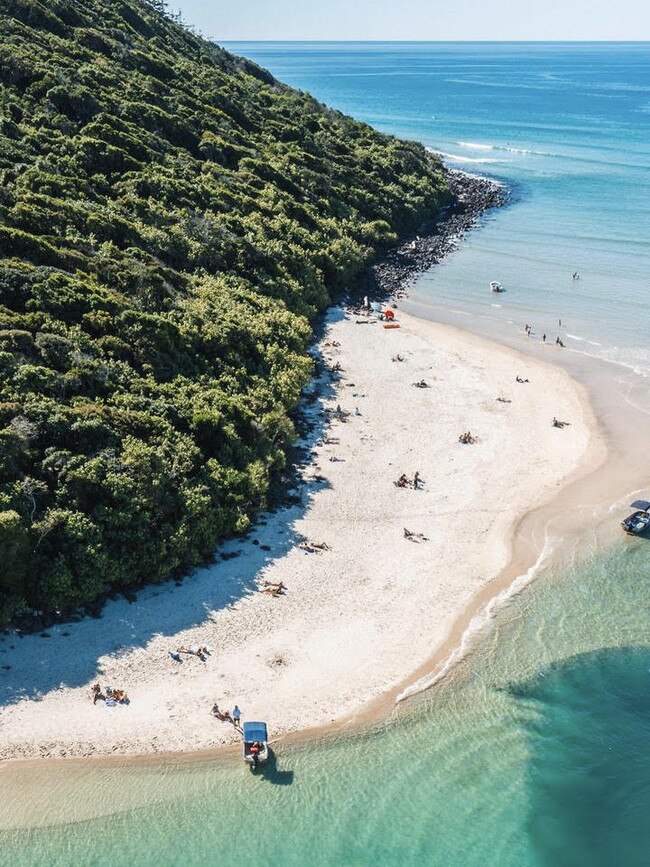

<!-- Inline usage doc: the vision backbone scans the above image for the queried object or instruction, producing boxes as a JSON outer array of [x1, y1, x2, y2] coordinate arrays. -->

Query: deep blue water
[[226, 42, 650, 373]]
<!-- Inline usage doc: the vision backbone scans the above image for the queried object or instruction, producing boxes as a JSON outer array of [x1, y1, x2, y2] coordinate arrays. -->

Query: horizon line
[[219, 39, 650, 44]]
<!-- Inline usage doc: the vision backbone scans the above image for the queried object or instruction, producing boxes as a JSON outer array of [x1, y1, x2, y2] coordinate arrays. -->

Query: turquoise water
[[3, 541, 649, 865], [3, 43, 650, 865]]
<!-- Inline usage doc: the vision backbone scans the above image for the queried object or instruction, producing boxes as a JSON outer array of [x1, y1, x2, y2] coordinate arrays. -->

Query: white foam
[[566, 333, 603, 347], [396, 533, 555, 703], [438, 151, 499, 165], [457, 141, 494, 151]]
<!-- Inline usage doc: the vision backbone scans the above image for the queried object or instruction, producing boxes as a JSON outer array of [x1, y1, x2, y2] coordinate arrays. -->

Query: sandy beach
[[0, 308, 598, 761]]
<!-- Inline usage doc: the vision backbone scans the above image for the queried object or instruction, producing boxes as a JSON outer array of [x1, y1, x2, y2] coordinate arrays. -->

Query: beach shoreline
[[0, 304, 602, 765]]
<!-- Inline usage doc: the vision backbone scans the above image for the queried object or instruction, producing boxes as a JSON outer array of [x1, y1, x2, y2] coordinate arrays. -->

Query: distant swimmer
[[572, 271, 580, 280], [556, 337, 565, 347]]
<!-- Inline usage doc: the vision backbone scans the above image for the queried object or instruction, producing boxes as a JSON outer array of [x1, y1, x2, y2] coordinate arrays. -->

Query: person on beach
[[542, 333, 546, 343], [169, 651, 182, 663], [556, 337, 564, 347], [232, 705, 242, 729], [212, 703, 226, 721], [413, 471, 421, 489]]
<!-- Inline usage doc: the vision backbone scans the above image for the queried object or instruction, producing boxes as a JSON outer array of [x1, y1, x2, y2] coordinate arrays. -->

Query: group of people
[[212, 703, 242, 728], [458, 431, 477, 444], [395, 471, 421, 489], [525, 324, 564, 347], [92, 683, 129, 706]]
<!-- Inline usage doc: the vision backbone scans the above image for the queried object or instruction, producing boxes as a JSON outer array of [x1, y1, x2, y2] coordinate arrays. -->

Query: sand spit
[[0, 309, 593, 760]]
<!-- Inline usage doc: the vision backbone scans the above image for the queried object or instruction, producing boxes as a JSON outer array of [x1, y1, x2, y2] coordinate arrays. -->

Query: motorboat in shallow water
[[621, 500, 650, 535], [243, 720, 269, 770], [490, 281, 505, 293]]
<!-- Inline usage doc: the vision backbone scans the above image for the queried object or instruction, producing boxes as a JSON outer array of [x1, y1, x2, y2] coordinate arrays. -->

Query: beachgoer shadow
[[253, 748, 294, 786], [0, 311, 346, 708]]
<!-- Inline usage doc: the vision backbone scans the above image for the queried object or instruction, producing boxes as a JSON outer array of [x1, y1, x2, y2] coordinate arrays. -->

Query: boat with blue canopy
[[242, 721, 269, 769]]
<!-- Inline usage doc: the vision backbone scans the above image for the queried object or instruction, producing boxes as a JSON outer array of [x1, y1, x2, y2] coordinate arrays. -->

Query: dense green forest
[[0, 0, 451, 625]]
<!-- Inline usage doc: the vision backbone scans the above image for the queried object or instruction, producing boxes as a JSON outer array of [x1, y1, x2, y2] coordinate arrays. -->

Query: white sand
[[0, 310, 595, 760]]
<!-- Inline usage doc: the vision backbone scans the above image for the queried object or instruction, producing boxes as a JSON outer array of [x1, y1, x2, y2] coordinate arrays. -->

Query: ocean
[[2, 42, 649, 866]]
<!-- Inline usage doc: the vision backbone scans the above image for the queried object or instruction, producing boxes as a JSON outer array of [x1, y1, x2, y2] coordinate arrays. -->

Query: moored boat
[[243, 720, 269, 769], [621, 500, 650, 535]]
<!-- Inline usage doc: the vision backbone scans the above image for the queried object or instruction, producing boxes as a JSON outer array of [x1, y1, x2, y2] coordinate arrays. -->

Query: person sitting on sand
[[395, 473, 409, 488], [392, 354, 405, 362], [212, 703, 226, 721], [556, 337, 565, 347]]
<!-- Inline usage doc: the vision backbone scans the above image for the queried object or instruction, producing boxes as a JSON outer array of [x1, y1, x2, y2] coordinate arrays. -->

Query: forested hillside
[[0, 0, 451, 625]]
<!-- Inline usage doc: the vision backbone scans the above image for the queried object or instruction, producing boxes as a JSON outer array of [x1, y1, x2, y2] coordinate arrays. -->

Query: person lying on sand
[[403, 528, 429, 542], [298, 541, 331, 553], [392, 354, 405, 362], [412, 380, 429, 388], [322, 437, 340, 445], [105, 687, 129, 705], [262, 581, 287, 597], [516, 376, 530, 383], [552, 417, 571, 428], [496, 397, 512, 403]]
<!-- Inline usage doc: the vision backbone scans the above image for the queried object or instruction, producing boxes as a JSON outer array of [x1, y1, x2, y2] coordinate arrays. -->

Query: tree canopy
[[0, 0, 451, 624]]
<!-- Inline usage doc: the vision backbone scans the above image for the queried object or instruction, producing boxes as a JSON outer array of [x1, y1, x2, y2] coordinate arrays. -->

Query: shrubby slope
[[0, 0, 451, 623]]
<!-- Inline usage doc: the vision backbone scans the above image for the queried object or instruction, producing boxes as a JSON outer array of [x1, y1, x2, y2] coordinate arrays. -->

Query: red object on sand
[[384, 309, 395, 320]]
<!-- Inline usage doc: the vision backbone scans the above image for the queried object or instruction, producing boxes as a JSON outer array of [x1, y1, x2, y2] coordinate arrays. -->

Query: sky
[[168, 0, 649, 42]]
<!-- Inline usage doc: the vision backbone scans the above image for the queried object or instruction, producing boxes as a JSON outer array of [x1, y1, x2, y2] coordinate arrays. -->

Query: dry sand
[[0, 309, 597, 761]]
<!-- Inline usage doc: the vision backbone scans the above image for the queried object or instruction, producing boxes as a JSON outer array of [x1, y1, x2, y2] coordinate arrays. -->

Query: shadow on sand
[[0, 309, 348, 708]]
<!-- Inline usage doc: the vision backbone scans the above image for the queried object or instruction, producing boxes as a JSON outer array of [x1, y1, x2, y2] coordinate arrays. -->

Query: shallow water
[[2, 540, 649, 865], [2, 43, 650, 865]]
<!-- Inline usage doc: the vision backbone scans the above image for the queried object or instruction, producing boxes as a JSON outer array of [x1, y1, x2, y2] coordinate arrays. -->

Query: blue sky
[[169, 0, 649, 41]]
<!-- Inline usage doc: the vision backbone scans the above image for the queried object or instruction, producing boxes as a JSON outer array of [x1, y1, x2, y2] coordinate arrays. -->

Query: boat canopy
[[630, 500, 650, 511], [243, 721, 268, 742]]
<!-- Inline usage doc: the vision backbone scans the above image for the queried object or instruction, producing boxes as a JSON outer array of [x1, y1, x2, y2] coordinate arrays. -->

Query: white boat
[[490, 281, 505, 293]]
